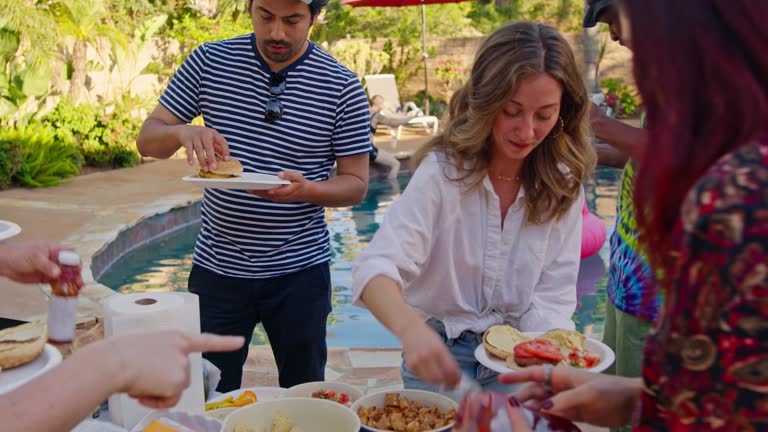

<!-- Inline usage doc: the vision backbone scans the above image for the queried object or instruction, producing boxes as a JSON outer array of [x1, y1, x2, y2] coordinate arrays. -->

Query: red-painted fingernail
[[541, 399, 554, 410]]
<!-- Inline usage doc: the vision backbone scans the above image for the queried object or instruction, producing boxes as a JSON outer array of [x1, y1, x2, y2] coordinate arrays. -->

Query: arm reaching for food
[[359, 276, 461, 388], [0, 331, 243, 432], [500, 365, 642, 428], [0, 241, 82, 286]]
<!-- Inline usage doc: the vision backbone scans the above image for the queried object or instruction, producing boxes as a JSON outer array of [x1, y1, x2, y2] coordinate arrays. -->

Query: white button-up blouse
[[352, 152, 583, 339]]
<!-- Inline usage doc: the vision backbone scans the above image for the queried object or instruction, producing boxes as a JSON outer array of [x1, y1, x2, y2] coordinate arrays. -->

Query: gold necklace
[[492, 174, 520, 182]]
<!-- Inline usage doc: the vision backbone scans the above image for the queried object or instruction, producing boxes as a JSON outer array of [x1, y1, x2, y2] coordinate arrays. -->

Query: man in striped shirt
[[137, 0, 371, 391]]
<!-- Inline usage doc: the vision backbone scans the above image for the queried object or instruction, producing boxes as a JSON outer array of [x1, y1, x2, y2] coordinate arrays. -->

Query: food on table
[[512, 339, 565, 367], [567, 347, 600, 369], [198, 155, 243, 179], [205, 389, 257, 411], [0, 321, 46, 369], [143, 418, 199, 432], [270, 412, 303, 432], [311, 388, 351, 405], [206, 407, 236, 421], [482, 325, 530, 360], [537, 329, 586, 356], [357, 392, 456, 431], [483, 325, 601, 369], [452, 391, 581, 432], [234, 412, 304, 432]]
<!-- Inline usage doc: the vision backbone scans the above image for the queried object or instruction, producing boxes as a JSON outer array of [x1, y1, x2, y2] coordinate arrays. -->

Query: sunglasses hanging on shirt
[[265, 72, 286, 123]]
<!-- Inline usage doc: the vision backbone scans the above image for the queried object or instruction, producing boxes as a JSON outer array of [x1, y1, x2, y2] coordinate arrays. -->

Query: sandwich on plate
[[198, 155, 243, 179]]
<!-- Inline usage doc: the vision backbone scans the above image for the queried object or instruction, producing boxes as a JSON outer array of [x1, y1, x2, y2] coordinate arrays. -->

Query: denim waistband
[[426, 318, 483, 346]]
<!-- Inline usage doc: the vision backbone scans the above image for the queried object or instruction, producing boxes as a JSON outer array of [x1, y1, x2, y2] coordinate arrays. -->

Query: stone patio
[[0, 129, 431, 397]]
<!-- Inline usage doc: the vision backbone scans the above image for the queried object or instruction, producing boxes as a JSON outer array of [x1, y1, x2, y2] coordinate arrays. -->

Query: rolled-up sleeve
[[519, 188, 584, 331], [351, 154, 443, 306]]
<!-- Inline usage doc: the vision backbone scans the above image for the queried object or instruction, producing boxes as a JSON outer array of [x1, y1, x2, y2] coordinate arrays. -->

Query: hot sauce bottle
[[47, 250, 81, 346]]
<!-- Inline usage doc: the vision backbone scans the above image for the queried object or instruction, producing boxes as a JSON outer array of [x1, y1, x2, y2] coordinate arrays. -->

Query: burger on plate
[[511, 339, 565, 367], [482, 325, 530, 360], [0, 321, 47, 370], [198, 155, 243, 179]]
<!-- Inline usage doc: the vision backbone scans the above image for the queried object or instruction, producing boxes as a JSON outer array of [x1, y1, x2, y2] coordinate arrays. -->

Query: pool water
[[99, 167, 621, 347]]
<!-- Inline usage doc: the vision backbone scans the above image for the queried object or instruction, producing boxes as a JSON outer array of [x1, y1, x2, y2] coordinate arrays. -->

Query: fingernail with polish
[[540, 399, 554, 410]]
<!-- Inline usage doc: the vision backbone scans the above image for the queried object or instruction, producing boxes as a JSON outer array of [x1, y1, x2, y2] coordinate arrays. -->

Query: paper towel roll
[[103, 292, 204, 430]]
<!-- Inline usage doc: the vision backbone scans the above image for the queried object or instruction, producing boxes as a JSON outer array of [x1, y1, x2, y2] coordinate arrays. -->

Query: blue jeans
[[401, 318, 513, 395]]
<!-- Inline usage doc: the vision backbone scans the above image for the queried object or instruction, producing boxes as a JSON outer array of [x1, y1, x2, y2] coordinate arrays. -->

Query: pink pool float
[[581, 201, 606, 259]]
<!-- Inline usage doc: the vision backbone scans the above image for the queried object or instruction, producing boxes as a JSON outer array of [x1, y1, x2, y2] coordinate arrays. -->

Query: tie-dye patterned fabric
[[607, 161, 661, 321], [635, 141, 768, 431]]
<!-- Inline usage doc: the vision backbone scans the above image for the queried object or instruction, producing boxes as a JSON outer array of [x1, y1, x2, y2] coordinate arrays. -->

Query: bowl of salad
[[281, 381, 364, 406]]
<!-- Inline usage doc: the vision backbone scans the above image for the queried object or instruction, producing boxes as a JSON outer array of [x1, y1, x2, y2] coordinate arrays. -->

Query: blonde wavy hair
[[414, 21, 596, 224]]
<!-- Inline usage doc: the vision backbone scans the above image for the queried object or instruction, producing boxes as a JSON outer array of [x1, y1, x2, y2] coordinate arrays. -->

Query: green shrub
[[600, 77, 641, 117], [412, 91, 447, 120], [43, 99, 99, 145], [0, 138, 23, 190], [41, 98, 143, 169], [82, 142, 141, 168], [2, 124, 82, 188], [166, 10, 253, 62]]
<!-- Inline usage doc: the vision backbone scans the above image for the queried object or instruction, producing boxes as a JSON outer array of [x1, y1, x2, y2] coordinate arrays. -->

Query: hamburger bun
[[198, 155, 243, 179], [482, 325, 530, 360], [0, 321, 47, 369]]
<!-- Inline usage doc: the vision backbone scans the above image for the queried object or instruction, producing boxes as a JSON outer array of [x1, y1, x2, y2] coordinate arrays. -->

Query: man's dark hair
[[306, 0, 329, 17], [583, 0, 615, 28], [248, 0, 329, 18]]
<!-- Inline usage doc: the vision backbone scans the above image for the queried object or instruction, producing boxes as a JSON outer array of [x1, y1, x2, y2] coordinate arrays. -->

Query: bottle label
[[48, 296, 78, 343]]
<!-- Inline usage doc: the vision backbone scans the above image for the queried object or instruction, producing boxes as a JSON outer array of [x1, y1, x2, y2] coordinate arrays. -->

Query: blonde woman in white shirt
[[352, 21, 596, 391]]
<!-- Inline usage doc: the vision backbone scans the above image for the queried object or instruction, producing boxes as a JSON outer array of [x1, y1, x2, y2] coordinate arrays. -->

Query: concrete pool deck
[[0, 131, 430, 393]]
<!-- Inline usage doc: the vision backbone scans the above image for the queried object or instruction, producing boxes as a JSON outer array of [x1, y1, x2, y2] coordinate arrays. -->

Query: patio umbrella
[[341, 0, 474, 115]]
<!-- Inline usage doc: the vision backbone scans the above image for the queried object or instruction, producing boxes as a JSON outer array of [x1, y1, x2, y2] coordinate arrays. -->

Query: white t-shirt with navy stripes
[[159, 33, 372, 278]]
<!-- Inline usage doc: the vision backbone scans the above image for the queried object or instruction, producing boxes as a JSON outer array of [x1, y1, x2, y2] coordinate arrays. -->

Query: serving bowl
[[222, 397, 360, 432], [281, 381, 364, 406], [351, 389, 458, 432]]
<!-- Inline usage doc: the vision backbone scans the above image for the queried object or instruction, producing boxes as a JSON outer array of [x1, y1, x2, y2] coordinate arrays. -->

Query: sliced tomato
[[568, 348, 600, 368], [514, 339, 564, 362]]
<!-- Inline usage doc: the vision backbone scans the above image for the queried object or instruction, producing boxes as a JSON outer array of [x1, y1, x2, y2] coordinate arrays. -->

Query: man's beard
[[260, 39, 294, 64]]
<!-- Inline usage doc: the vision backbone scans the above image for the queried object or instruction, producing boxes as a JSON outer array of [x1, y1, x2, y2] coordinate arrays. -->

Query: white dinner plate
[[475, 331, 615, 374], [0, 220, 21, 242], [182, 173, 290, 190], [207, 386, 285, 404], [0, 344, 63, 394]]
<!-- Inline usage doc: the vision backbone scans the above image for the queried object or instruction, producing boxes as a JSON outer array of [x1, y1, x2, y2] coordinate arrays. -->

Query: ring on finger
[[542, 364, 554, 397]]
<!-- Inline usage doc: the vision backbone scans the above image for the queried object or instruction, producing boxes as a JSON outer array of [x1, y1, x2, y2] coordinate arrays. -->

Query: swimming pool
[[99, 167, 621, 347]]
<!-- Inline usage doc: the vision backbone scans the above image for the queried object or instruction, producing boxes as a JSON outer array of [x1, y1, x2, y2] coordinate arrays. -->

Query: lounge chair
[[364, 74, 439, 140]]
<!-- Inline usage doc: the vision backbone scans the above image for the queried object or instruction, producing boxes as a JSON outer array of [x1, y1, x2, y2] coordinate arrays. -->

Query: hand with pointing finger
[[107, 331, 245, 409]]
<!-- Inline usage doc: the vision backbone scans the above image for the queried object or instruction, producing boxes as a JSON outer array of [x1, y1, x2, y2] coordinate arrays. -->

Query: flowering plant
[[435, 58, 469, 95]]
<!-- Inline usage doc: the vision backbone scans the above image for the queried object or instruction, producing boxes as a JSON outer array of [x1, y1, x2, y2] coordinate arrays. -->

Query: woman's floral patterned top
[[636, 140, 768, 431]]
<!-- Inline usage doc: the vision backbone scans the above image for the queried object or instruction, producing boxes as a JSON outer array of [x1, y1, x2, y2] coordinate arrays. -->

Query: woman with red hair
[[498, 0, 768, 430]]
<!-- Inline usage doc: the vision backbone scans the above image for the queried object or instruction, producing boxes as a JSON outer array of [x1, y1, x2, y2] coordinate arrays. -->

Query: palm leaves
[[49, 0, 128, 102]]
